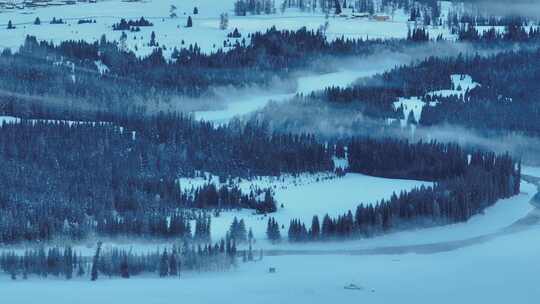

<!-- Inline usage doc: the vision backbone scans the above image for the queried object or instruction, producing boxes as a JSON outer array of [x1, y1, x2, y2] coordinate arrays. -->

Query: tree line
[[302, 39, 540, 136], [0, 238, 241, 280], [288, 141, 521, 241], [0, 114, 329, 244], [0, 27, 436, 118]]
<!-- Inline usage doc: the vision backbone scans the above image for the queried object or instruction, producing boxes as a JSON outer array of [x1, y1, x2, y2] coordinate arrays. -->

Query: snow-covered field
[[1, 175, 538, 303], [0, 0, 456, 57], [261, 180, 537, 250], [6, 176, 531, 257], [177, 176, 534, 250], [209, 172, 432, 242], [2, 222, 539, 304], [522, 166, 540, 178]]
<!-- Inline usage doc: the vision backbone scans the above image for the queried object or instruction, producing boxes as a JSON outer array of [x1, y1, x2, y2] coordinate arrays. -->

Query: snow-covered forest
[[1, 0, 540, 303]]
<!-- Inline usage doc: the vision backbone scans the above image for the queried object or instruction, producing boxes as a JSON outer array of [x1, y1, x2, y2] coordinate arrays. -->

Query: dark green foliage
[[112, 17, 153, 31], [266, 217, 281, 242], [91, 242, 102, 281], [289, 143, 521, 242], [347, 139, 468, 181], [159, 250, 169, 277], [120, 256, 130, 278], [0, 238, 237, 279], [0, 114, 329, 243]]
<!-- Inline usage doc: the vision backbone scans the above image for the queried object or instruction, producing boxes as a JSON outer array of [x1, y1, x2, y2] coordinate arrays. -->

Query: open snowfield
[[5, 177, 532, 257], [260, 180, 537, 251], [0, 0, 456, 57], [209, 172, 432, 241], [523, 166, 540, 178], [1, 176, 538, 303], [2, 222, 539, 304]]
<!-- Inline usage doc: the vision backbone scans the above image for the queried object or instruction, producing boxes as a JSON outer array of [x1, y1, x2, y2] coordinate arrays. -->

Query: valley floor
[[2, 223, 539, 304]]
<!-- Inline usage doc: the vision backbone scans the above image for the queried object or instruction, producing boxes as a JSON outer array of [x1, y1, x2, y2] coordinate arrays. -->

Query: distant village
[[340, 10, 391, 21], [0, 0, 98, 10]]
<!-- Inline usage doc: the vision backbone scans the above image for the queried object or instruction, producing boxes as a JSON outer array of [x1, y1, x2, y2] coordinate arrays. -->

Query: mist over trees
[[1, 239, 239, 280], [0, 2, 533, 284], [0, 28, 450, 118], [289, 36, 540, 137]]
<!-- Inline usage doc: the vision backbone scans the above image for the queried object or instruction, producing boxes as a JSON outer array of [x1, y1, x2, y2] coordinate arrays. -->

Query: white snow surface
[[0, 0, 456, 57], [264, 180, 536, 250], [394, 74, 480, 126], [394, 96, 425, 126], [2, 219, 539, 304], [522, 166, 540, 178], [428, 74, 480, 99], [15, 178, 530, 257], [178, 172, 431, 241]]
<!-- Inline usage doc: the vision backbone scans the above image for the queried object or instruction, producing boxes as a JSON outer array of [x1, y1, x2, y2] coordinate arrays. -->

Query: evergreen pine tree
[[310, 215, 320, 240], [334, 0, 342, 15], [120, 256, 130, 278], [90, 242, 102, 281], [169, 250, 178, 276], [159, 249, 169, 277], [149, 31, 157, 46]]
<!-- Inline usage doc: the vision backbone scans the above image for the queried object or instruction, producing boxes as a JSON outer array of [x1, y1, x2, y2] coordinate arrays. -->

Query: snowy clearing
[[182, 172, 431, 241], [259, 180, 537, 250], [428, 74, 480, 98], [394, 74, 481, 126], [522, 166, 540, 178]]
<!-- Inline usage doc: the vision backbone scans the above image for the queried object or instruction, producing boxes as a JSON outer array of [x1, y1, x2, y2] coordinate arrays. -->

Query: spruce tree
[[169, 250, 178, 276], [90, 242, 102, 281], [310, 215, 320, 240], [159, 250, 169, 277], [334, 0, 342, 15], [149, 31, 157, 46], [120, 256, 130, 278]]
